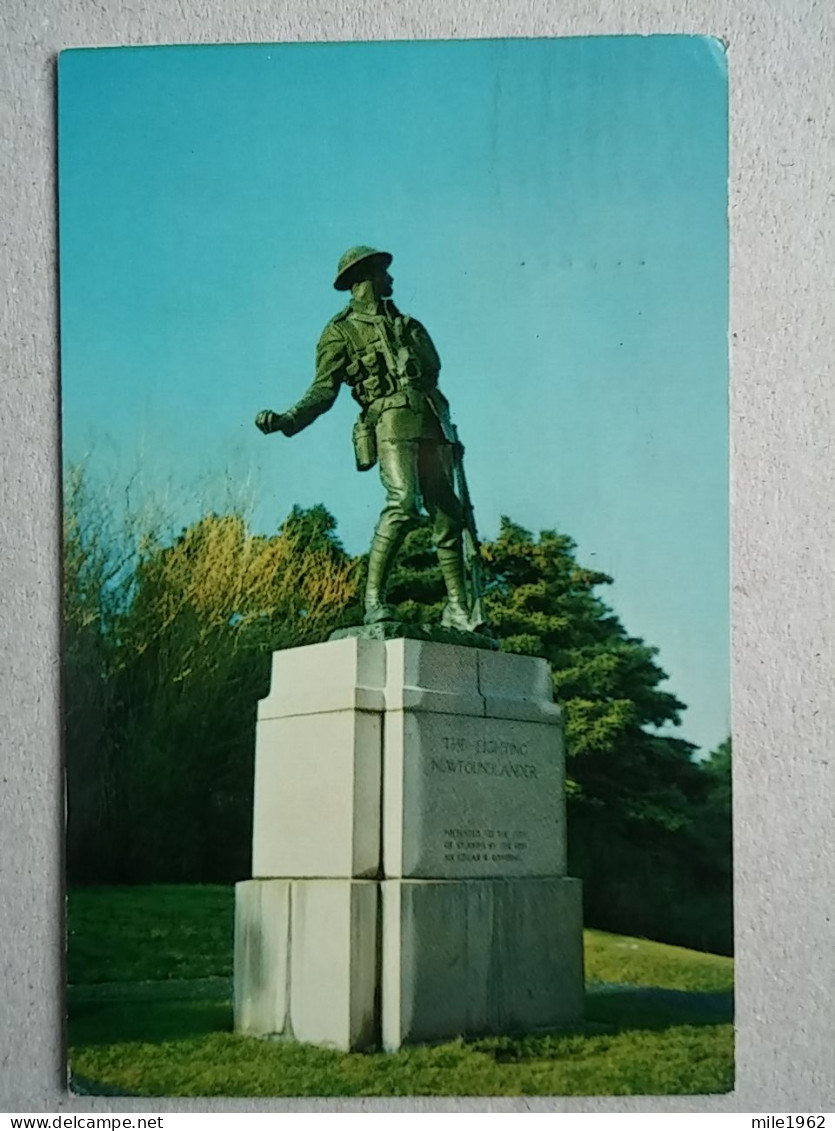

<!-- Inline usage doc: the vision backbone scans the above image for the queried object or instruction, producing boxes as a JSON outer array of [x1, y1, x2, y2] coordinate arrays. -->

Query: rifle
[[452, 427, 486, 629]]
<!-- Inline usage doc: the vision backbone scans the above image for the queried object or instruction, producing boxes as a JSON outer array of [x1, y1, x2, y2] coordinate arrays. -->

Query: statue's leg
[[420, 442, 472, 631], [365, 440, 421, 624]]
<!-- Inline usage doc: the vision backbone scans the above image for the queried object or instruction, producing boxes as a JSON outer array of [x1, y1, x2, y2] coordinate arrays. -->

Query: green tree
[[688, 737, 733, 891], [63, 466, 130, 883], [701, 736, 732, 804]]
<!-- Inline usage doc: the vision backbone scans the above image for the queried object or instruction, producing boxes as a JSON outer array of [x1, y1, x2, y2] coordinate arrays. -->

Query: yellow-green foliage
[[127, 511, 359, 667]]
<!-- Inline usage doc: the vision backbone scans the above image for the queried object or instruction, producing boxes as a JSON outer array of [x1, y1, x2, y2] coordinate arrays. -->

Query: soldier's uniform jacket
[[281, 298, 455, 444]]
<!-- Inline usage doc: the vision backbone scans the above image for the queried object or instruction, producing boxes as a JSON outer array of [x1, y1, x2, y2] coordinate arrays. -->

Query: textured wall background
[[1, 0, 833, 1113]]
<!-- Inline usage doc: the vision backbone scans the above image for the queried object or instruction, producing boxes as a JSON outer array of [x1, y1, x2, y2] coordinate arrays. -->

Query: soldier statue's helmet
[[333, 245, 393, 291]]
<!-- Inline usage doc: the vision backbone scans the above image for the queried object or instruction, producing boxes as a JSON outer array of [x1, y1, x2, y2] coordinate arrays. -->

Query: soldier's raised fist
[[255, 410, 285, 435]]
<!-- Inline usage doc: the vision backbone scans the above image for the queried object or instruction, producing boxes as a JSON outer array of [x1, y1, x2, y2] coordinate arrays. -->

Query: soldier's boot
[[437, 547, 474, 632], [364, 533, 401, 624]]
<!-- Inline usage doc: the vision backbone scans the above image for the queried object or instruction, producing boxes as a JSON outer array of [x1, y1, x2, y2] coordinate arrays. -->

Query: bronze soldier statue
[[255, 246, 482, 632]]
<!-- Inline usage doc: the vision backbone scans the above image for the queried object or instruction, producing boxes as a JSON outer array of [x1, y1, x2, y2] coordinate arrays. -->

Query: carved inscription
[[429, 734, 538, 781], [441, 826, 530, 865], [428, 734, 539, 866]]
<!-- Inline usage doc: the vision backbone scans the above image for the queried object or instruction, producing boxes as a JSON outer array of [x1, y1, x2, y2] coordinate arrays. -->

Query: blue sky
[[59, 36, 728, 755]]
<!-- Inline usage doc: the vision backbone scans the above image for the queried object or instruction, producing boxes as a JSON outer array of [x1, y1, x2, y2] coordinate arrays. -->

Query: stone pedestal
[[234, 635, 584, 1051], [251, 638, 384, 878], [235, 878, 378, 1051], [381, 877, 584, 1050]]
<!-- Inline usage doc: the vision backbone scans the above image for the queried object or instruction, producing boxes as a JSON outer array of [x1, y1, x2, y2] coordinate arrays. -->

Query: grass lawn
[[67, 885, 734, 1098], [67, 885, 235, 984]]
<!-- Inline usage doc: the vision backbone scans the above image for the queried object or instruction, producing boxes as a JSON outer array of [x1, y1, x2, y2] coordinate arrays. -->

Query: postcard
[[60, 35, 730, 1097]]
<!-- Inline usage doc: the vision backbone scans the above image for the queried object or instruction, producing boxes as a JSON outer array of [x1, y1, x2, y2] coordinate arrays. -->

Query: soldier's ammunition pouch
[[340, 311, 448, 451], [352, 416, 377, 472]]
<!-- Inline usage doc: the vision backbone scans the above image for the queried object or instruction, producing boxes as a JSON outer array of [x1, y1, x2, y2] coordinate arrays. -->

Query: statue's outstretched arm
[[255, 324, 347, 437]]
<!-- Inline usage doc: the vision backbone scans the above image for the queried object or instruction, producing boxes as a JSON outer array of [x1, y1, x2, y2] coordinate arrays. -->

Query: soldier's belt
[[371, 391, 409, 411], [364, 388, 429, 417]]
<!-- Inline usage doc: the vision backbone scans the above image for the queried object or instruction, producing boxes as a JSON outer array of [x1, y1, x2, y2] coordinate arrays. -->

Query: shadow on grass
[[69, 983, 732, 1051], [584, 988, 732, 1032], [69, 998, 233, 1046]]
